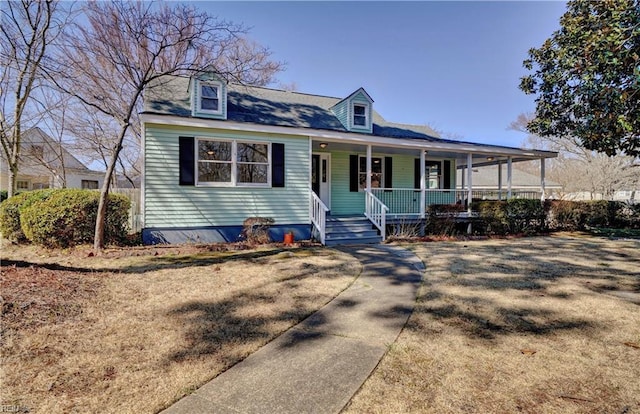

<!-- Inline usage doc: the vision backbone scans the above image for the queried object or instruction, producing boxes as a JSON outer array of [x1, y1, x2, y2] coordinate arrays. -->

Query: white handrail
[[310, 190, 329, 244], [371, 188, 544, 216], [365, 190, 389, 241]]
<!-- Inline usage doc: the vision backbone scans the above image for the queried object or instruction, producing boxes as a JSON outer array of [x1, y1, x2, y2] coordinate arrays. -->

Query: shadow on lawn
[[409, 236, 640, 341], [1, 247, 294, 275], [164, 257, 351, 367], [164, 244, 423, 366]]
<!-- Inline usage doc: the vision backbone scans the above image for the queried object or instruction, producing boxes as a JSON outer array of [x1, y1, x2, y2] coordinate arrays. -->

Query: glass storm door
[[312, 153, 331, 210]]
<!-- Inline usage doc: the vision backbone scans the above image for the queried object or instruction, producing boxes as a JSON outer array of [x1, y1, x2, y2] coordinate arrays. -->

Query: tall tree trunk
[[93, 129, 126, 251]]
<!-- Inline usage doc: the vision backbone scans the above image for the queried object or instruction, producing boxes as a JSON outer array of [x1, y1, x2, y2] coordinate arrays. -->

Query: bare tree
[[0, 0, 64, 197], [510, 113, 640, 200], [49, 1, 282, 251]]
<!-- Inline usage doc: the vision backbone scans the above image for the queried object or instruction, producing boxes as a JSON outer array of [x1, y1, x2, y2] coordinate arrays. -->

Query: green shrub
[[20, 189, 130, 248], [425, 204, 464, 235], [505, 198, 546, 234], [0, 190, 8, 203], [584, 200, 611, 227], [473, 200, 507, 234], [0, 190, 56, 242]]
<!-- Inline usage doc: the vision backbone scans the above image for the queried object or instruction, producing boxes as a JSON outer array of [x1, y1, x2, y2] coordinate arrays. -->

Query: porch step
[[323, 216, 382, 246]]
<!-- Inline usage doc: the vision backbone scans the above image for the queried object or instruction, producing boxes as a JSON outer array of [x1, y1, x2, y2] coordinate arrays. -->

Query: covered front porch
[[309, 138, 556, 244]]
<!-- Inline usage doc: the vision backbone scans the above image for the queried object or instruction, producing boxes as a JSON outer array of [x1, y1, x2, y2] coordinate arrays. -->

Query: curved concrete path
[[161, 244, 424, 414]]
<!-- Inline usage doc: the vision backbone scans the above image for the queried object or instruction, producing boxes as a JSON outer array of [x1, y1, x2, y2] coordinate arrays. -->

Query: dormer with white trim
[[191, 73, 227, 120], [331, 87, 374, 133]]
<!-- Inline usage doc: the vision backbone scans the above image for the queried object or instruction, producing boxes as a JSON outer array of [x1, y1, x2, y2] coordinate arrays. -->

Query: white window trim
[[195, 138, 271, 188], [351, 102, 370, 130], [196, 80, 223, 115], [358, 155, 384, 191], [425, 159, 443, 189]]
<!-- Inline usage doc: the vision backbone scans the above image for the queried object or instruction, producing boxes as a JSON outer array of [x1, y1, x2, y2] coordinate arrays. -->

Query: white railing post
[[310, 190, 329, 245], [540, 157, 546, 202], [466, 153, 473, 214], [507, 156, 513, 199], [365, 190, 388, 241], [420, 150, 426, 218]]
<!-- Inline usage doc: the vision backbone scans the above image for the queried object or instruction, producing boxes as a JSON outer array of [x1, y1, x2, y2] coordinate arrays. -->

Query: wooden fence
[[111, 188, 142, 234]]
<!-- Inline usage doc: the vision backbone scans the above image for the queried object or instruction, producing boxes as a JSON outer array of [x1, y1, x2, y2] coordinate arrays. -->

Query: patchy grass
[[345, 234, 640, 414], [0, 243, 361, 413], [587, 227, 640, 239]]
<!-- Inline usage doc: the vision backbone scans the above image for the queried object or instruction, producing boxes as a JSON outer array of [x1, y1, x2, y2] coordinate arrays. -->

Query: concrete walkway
[[161, 244, 424, 414]]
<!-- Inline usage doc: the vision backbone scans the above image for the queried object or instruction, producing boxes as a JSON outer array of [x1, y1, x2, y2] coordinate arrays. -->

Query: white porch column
[[507, 156, 513, 199], [466, 153, 473, 214], [366, 145, 372, 191], [497, 160, 503, 201], [461, 164, 465, 189], [540, 157, 546, 202], [419, 149, 426, 218]]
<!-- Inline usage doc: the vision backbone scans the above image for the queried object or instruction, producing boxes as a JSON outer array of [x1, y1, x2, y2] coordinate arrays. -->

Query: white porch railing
[[310, 190, 329, 244], [371, 188, 543, 217], [365, 190, 389, 240]]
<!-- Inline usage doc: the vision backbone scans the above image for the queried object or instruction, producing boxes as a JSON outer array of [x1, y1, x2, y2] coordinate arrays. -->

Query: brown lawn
[[344, 233, 640, 414], [0, 243, 361, 414]]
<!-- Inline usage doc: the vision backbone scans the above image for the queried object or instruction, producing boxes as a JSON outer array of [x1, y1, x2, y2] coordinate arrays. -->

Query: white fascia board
[[140, 113, 557, 159]]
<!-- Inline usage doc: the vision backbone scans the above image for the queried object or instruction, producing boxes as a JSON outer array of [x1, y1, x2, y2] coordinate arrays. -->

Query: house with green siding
[[141, 73, 556, 245]]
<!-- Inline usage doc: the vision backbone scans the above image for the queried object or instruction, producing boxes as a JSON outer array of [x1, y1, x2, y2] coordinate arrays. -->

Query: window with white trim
[[196, 138, 270, 187], [198, 81, 222, 114], [425, 161, 442, 189], [359, 156, 383, 190], [352, 103, 369, 128]]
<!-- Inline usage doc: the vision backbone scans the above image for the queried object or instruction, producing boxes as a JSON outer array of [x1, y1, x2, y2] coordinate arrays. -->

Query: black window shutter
[[414, 158, 421, 189], [272, 143, 285, 187], [179, 136, 195, 186], [384, 156, 393, 191], [443, 160, 451, 189], [349, 155, 359, 192]]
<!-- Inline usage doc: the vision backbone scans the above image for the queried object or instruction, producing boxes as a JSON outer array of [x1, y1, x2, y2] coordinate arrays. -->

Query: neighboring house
[[141, 73, 557, 245], [563, 190, 638, 203], [456, 164, 563, 199], [0, 127, 104, 192]]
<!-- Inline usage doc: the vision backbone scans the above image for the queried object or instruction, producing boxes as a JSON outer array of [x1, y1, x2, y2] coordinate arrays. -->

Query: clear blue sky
[[199, 1, 568, 148]]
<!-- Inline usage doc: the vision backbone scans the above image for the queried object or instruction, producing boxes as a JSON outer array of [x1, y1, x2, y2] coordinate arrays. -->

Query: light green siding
[[330, 151, 364, 215], [144, 124, 310, 228], [331, 101, 348, 130], [392, 154, 416, 188]]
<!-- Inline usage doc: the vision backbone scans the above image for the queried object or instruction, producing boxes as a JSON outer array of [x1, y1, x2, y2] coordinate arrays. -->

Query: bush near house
[[472, 199, 546, 235], [546, 200, 639, 230], [0, 189, 130, 247], [0, 189, 56, 242], [424, 199, 639, 237]]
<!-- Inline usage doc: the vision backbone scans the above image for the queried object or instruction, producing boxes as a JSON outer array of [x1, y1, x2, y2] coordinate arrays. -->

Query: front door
[[312, 153, 331, 210]]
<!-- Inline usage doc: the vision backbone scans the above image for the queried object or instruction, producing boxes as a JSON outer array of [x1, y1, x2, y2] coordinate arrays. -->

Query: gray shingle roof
[[143, 75, 447, 142]]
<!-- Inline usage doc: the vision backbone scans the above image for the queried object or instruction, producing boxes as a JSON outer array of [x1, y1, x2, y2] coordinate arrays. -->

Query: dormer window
[[198, 81, 222, 114], [330, 87, 373, 133], [353, 104, 367, 127]]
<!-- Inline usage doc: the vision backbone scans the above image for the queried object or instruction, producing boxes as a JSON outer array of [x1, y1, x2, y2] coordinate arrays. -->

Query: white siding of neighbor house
[[144, 123, 310, 228]]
